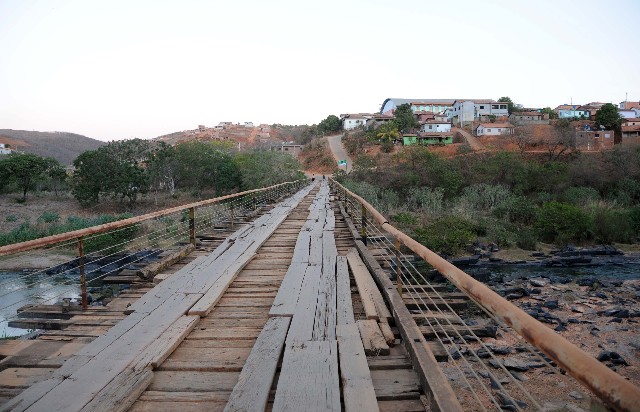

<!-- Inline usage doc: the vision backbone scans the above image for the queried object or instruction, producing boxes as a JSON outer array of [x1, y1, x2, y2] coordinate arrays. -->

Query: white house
[[619, 110, 636, 119], [421, 121, 451, 133], [0, 143, 12, 155], [340, 113, 372, 130], [449, 100, 509, 123], [475, 123, 514, 136], [244, 122, 254, 128]]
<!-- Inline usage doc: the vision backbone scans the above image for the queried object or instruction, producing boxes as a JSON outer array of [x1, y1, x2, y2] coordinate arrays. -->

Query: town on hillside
[[340, 98, 640, 152]]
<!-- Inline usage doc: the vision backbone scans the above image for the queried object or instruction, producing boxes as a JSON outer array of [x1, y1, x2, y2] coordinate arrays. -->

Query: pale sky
[[0, 0, 638, 141]]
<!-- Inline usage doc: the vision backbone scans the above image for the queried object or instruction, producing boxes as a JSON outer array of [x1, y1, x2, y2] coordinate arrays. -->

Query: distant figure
[[322, 175, 325, 180], [311, 175, 315, 182]]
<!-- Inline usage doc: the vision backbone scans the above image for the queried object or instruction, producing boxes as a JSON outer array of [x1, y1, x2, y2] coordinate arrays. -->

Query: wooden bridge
[[0, 180, 638, 411]]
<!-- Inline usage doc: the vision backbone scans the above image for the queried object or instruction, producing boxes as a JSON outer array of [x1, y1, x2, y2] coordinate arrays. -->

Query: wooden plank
[[273, 340, 340, 412], [335, 256, 354, 327], [79, 367, 153, 412], [285, 265, 321, 346], [137, 244, 195, 280], [347, 249, 392, 322], [148, 371, 241, 392], [357, 319, 390, 356], [312, 256, 336, 341], [269, 262, 309, 317], [336, 324, 379, 412], [378, 321, 396, 346], [370, 369, 421, 400], [224, 317, 291, 412]]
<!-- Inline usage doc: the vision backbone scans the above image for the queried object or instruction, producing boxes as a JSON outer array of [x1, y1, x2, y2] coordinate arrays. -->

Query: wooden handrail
[[330, 178, 640, 412], [0, 180, 305, 257]]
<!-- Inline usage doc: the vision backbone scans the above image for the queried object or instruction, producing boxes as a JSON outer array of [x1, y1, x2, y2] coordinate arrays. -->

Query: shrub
[[485, 221, 516, 248], [406, 187, 444, 218], [38, 211, 60, 223], [562, 186, 600, 207], [460, 184, 512, 212], [494, 196, 537, 226], [391, 212, 418, 226], [590, 206, 636, 244], [415, 216, 479, 255], [534, 202, 593, 246], [516, 229, 537, 250], [5, 215, 17, 222]]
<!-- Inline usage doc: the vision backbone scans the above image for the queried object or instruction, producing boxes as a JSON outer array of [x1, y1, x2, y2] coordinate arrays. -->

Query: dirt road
[[326, 134, 352, 173], [452, 127, 485, 151]]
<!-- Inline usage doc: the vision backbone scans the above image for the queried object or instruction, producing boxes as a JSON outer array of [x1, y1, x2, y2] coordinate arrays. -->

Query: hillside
[[0, 129, 105, 165]]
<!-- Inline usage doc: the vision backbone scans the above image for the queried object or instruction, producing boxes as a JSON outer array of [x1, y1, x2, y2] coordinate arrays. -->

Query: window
[[498, 129, 502, 132], [605, 134, 610, 138], [479, 105, 485, 109], [487, 129, 492, 132], [429, 125, 432, 129], [500, 105, 507, 109], [492, 105, 499, 109], [595, 133, 600, 138]]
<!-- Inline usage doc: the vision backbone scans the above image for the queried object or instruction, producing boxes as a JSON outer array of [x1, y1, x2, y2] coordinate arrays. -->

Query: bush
[[562, 186, 600, 207], [406, 187, 444, 218], [534, 202, 593, 246], [391, 212, 418, 226], [494, 196, 537, 226], [460, 184, 512, 212], [590, 207, 636, 244], [38, 211, 60, 223], [415, 216, 479, 255], [5, 215, 17, 222], [516, 229, 537, 250], [485, 220, 516, 248]]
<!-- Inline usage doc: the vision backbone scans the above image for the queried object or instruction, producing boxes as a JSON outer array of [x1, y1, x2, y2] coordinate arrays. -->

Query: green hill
[[0, 129, 105, 165]]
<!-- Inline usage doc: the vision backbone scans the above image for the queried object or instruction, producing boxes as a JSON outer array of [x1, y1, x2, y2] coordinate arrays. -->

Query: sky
[[0, 0, 638, 141]]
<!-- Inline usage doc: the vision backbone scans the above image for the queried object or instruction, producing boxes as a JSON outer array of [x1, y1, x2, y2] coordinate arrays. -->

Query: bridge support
[[77, 236, 88, 310]]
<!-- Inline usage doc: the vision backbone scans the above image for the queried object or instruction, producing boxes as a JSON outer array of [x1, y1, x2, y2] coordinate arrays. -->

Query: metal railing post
[[360, 204, 367, 246], [188, 207, 196, 246], [395, 238, 403, 295], [77, 236, 88, 310]]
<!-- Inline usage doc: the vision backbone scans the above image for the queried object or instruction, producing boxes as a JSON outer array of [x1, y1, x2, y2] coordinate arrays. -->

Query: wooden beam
[[337, 324, 379, 412], [224, 317, 291, 412]]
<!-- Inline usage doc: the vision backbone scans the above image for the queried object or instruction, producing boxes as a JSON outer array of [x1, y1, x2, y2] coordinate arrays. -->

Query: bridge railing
[[330, 178, 639, 412], [0, 180, 307, 332]]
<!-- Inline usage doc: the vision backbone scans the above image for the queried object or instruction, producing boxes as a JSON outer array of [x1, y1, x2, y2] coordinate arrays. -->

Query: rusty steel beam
[[330, 179, 640, 412], [0, 181, 304, 257]]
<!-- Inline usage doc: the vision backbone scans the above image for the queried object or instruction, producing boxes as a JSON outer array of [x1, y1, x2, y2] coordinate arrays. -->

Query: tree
[[393, 103, 419, 132], [235, 150, 303, 190], [318, 115, 341, 134], [376, 121, 400, 142], [512, 125, 534, 154], [72, 139, 151, 206], [173, 141, 241, 196], [594, 103, 622, 130], [540, 107, 558, 119], [498, 96, 523, 114], [44, 157, 67, 196], [542, 119, 574, 161], [0, 153, 49, 201]]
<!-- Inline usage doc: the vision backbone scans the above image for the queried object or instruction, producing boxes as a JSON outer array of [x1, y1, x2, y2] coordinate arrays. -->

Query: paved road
[[326, 134, 352, 173], [452, 127, 485, 151]]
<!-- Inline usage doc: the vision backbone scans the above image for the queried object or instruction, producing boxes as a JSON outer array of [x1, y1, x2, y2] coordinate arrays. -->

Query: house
[[198, 125, 206, 132], [271, 143, 303, 157], [474, 123, 514, 136], [402, 133, 453, 146], [421, 121, 451, 133], [340, 113, 372, 130], [577, 102, 606, 119], [509, 111, 549, 124], [618, 109, 637, 119], [0, 143, 12, 155], [574, 130, 614, 151], [365, 114, 394, 130], [380, 98, 457, 115], [555, 105, 589, 119], [619, 101, 640, 110], [449, 100, 509, 124], [244, 122, 254, 128], [621, 118, 640, 145]]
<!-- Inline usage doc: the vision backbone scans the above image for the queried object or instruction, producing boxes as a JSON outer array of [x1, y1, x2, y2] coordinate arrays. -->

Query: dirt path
[[452, 127, 486, 151], [325, 134, 352, 173]]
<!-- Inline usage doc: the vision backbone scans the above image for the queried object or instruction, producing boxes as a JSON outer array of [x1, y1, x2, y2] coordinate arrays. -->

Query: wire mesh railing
[[329, 178, 640, 412], [0, 180, 307, 337]]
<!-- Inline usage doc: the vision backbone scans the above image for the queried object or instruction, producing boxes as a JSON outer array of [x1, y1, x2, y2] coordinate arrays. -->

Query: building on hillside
[[509, 111, 549, 124], [574, 130, 614, 151], [618, 109, 637, 119], [619, 101, 640, 110], [577, 102, 606, 119], [621, 118, 640, 145], [340, 113, 372, 130], [244, 122, 254, 128], [555, 105, 589, 119], [0, 143, 12, 155], [402, 133, 453, 146], [421, 121, 451, 133], [366, 114, 394, 129], [474, 123, 514, 136], [380, 98, 457, 115], [198, 125, 206, 132], [449, 100, 509, 124], [271, 143, 302, 156]]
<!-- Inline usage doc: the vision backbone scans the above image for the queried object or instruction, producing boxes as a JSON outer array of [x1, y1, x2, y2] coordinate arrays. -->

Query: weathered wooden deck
[[0, 182, 454, 412]]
